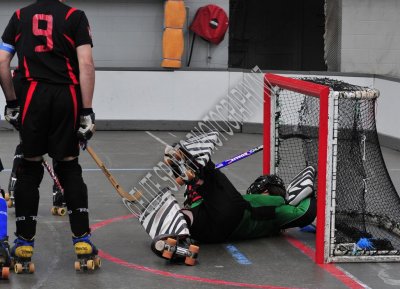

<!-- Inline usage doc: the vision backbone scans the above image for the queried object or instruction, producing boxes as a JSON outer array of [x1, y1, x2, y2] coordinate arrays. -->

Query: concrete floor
[[1, 130, 400, 289]]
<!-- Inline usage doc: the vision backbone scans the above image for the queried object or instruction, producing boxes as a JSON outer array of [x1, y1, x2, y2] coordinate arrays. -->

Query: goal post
[[263, 73, 331, 264], [263, 73, 400, 263]]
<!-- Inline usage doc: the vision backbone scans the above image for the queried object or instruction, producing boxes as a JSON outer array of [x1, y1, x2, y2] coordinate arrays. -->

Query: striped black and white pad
[[139, 188, 190, 239], [285, 166, 316, 206], [180, 131, 219, 167]]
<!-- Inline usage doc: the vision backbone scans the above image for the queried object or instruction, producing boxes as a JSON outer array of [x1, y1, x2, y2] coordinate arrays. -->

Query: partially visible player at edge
[[0, 0, 97, 271]]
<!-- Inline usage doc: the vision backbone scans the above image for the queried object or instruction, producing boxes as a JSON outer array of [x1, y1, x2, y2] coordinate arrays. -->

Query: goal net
[[263, 73, 400, 263]]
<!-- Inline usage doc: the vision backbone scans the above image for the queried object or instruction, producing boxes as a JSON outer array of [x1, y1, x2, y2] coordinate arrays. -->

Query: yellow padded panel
[[162, 28, 184, 68], [164, 0, 186, 28]]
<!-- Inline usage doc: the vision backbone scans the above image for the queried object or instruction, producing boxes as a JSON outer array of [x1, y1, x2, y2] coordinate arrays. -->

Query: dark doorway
[[229, 0, 327, 71]]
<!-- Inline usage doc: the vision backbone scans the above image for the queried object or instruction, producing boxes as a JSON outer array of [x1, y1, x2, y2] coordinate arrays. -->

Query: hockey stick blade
[[215, 145, 263, 169], [86, 146, 141, 202]]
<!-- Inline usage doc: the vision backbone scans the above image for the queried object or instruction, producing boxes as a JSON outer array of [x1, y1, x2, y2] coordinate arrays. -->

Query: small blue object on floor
[[356, 238, 374, 250], [300, 224, 316, 233]]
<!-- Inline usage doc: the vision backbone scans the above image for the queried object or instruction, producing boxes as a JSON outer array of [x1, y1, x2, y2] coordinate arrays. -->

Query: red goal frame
[[263, 73, 330, 264]]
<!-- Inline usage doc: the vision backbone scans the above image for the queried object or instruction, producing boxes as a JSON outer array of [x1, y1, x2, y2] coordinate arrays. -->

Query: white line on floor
[[145, 131, 170, 146]]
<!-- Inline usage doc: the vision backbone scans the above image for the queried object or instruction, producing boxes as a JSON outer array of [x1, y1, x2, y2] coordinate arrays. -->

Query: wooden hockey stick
[[86, 146, 141, 202]]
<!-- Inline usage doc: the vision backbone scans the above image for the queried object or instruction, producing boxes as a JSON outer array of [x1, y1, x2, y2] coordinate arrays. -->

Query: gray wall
[[341, 0, 400, 77], [0, 0, 229, 68]]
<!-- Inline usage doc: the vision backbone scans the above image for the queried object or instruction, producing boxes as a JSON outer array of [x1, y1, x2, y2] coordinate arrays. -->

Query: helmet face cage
[[246, 174, 285, 195]]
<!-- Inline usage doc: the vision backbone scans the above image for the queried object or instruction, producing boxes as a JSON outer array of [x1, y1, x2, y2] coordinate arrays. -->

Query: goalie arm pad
[[285, 166, 316, 206]]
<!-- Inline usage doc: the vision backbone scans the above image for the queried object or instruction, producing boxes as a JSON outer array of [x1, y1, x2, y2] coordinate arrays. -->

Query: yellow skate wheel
[[74, 261, 81, 271], [86, 260, 95, 270], [7, 199, 13, 208], [185, 244, 199, 266], [94, 257, 101, 268], [58, 208, 66, 216], [4, 192, 10, 201], [28, 262, 35, 274], [1, 267, 10, 280], [162, 238, 177, 259], [51, 207, 58, 215], [14, 263, 23, 274]]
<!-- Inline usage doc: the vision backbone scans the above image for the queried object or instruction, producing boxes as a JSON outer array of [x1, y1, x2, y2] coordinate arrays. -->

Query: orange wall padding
[[162, 0, 186, 68]]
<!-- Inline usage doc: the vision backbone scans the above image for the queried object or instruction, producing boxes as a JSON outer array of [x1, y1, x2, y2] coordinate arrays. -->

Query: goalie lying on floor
[[147, 132, 316, 262]]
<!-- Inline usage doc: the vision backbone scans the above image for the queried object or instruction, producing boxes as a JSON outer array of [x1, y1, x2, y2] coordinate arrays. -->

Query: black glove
[[4, 100, 20, 130], [77, 108, 95, 141]]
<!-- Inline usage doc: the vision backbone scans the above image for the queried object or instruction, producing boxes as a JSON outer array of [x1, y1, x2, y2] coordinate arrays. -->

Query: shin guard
[[15, 159, 44, 239], [54, 159, 89, 236]]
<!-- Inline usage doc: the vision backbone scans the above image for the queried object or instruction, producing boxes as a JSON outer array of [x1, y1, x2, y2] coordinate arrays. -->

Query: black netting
[[274, 77, 400, 256]]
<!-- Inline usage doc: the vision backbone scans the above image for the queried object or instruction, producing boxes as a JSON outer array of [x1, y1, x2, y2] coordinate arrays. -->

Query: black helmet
[[246, 174, 285, 196]]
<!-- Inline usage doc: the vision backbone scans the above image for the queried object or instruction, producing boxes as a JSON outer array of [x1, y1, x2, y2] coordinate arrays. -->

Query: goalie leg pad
[[139, 188, 190, 239], [179, 131, 220, 168]]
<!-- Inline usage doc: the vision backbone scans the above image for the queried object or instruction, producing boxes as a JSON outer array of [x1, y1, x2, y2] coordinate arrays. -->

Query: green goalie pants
[[229, 195, 316, 240], [189, 161, 316, 243]]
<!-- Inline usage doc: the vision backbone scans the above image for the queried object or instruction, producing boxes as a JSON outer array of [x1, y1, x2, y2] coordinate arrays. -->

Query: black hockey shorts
[[19, 81, 82, 160]]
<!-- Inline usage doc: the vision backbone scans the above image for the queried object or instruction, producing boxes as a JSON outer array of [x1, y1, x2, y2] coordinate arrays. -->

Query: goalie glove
[[4, 100, 20, 130], [77, 108, 95, 141]]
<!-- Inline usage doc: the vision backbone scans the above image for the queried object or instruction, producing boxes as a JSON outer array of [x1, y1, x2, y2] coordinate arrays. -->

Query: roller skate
[[164, 132, 219, 186], [151, 234, 199, 266], [41, 160, 66, 216], [5, 173, 16, 208], [0, 188, 11, 280], [51, 184, 66, 216], [0, 237, 11, 280], [10, 236, 35, 274], [6, 145, 23, 209], [73, 233, 101, 271], [164, 145, 198, 186]]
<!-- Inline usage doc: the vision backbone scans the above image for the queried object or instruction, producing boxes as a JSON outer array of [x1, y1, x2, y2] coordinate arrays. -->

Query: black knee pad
[[16, 159, 44, 186], [54, 158, 82, 180], [54, 158, 88, 207]]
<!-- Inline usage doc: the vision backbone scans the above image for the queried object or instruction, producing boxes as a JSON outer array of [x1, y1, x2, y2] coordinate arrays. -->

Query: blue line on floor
[[225, 244, 252, 265]]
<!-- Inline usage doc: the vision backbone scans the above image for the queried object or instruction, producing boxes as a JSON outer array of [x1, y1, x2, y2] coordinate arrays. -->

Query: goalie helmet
[[246, 174, 285, 196]]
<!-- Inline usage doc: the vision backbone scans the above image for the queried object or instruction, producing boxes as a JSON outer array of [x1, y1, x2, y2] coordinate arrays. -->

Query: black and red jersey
[[1, 0, 93, 85]]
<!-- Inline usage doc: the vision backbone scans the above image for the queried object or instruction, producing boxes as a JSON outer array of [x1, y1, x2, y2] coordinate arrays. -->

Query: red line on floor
[[284, 235, 366, 289], [99, 250, 304, 289], [91, 214, 137, 231], [92, 215, 365, 289]]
